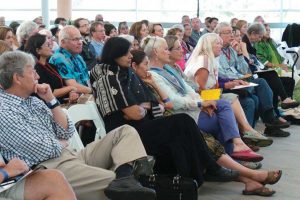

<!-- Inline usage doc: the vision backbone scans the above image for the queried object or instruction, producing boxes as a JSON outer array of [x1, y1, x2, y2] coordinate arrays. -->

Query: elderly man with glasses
[[49, 25, 92, 94]]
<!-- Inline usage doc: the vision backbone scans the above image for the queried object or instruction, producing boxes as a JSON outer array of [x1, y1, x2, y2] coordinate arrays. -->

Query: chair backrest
[[62, 108, 85, 151], [67, 101, 106, 141]]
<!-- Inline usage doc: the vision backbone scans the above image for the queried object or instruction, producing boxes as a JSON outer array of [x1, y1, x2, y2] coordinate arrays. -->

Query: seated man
[[0, 51, 155, 200], [49, 25, 92, 94], [0, 158, 76, 199]]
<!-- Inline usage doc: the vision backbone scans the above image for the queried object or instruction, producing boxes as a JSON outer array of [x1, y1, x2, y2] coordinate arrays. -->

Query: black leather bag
[[139, 174, 198, 200]]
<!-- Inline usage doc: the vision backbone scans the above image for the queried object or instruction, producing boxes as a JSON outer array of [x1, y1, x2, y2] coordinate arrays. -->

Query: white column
[[41, 0, 50, 28], [57, 0, 72, 20]]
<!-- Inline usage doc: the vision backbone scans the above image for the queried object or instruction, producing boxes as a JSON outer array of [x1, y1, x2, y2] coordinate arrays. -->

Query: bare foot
[[244, 178, 264, 192], [233, 138, 251, 152]]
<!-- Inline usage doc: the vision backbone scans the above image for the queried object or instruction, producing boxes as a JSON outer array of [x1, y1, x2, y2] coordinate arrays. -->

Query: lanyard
[[222, 48, 231, 61]]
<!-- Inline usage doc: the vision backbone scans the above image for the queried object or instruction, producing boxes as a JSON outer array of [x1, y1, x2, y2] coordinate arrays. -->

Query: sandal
[[262, 170, 282, 185], [243, 186, 276, 196], [239, 161, 262, 170]]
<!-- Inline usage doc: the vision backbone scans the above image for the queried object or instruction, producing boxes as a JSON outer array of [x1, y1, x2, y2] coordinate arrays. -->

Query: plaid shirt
[[0, 90, 75, 167]]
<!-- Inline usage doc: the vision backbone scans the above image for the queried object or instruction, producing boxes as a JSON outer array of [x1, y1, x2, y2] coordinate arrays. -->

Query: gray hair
[[214, 22, 231, 34], [140, 35, 166, 59], [58, 25, 77, 45], [16, 21, 38, 43], [213, 22, 231, 34], [0, 51, 35, 89], [247, 22, 266, 35]]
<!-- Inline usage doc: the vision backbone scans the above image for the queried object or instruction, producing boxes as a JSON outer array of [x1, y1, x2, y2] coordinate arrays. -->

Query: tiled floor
[[197, 124, 300, 200]]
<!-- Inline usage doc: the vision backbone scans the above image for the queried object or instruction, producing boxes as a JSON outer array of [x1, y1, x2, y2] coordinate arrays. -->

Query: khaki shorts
[[0, 178, 25, 200]]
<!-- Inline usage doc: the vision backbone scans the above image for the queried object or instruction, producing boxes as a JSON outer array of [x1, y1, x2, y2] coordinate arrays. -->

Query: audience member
[[0, 26, 14, 49], [104, 23, 117, 37], [129, 21, 148, 42], [118, 21, 129, 35], [202, 17, 219, 34], [254, 15, 265, 24], [95, 14, 104, 22], [74, 18, 97, 71], [204, 17, 211, 29], [231, 17, 238, 27], [0, 158, 77, 199], [149, 23, 164, 37], [181, 15, 190, 24], [236, 20, 248, 38], [25, 33, 79, 103], [54, 17, 67, 26], [191, 17, 202, 43], [90, 21, 105, 60], [16, 21, 39, 51], [49, 25, 91, 94]]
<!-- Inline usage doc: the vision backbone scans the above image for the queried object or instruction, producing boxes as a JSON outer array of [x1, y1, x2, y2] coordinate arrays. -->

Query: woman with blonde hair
[[236, 20, 248, 38]]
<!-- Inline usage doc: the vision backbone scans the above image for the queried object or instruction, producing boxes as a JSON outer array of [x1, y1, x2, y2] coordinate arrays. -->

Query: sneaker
[[281, 101, 299, 109], [264, 127, 290, 137], [104, 176, 156, 200], [242, 130, 273, 147], [265, 118, 290, 129]]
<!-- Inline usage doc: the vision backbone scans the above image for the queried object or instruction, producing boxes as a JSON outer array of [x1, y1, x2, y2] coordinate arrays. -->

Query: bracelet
[[0, 168, 9, 182], [162, 97, 170, 103]]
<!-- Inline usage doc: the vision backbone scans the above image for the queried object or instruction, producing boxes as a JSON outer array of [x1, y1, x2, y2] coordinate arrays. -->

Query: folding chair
[[67, 101, 106, 141]]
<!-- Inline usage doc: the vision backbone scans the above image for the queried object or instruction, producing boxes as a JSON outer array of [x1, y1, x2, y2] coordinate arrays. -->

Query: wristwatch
[[46, 98, 60, 109]]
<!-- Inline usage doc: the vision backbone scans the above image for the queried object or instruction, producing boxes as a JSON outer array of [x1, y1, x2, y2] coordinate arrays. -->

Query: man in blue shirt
[[49, 25, 92, 94]]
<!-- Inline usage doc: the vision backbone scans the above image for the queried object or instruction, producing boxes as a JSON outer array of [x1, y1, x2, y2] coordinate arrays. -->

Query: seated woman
[[24, 33, 79, 104], [140, 35, 263, 160], [0, 26, 15, 49], [90, 37, 240, 187], [129, 21, 148, 43], [242, 23, 298, 114], [166, 26, 187, 70], [254, 23, 295, 103], [130, 49, 282, 197], [165, 34, 272, 148]]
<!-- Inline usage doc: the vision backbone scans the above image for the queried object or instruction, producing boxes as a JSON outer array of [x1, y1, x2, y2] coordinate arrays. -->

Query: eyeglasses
[[65, 37, 83, 42]]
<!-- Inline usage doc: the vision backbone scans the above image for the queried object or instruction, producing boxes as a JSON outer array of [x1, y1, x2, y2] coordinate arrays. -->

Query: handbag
[[139, 174, 198, 200]]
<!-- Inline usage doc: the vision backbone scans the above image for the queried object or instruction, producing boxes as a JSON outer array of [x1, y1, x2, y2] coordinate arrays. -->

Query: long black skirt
[[104, 113, 220, 186]]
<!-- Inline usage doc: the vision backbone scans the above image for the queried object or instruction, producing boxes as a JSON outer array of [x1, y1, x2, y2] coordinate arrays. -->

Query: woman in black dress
[[90, 37, 239, 186], [25, 33, 79, 103]]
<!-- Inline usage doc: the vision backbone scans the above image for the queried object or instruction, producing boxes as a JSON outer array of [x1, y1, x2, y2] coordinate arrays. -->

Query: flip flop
[[262, 170, 282, 185], [243, 187, 276, 196]]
